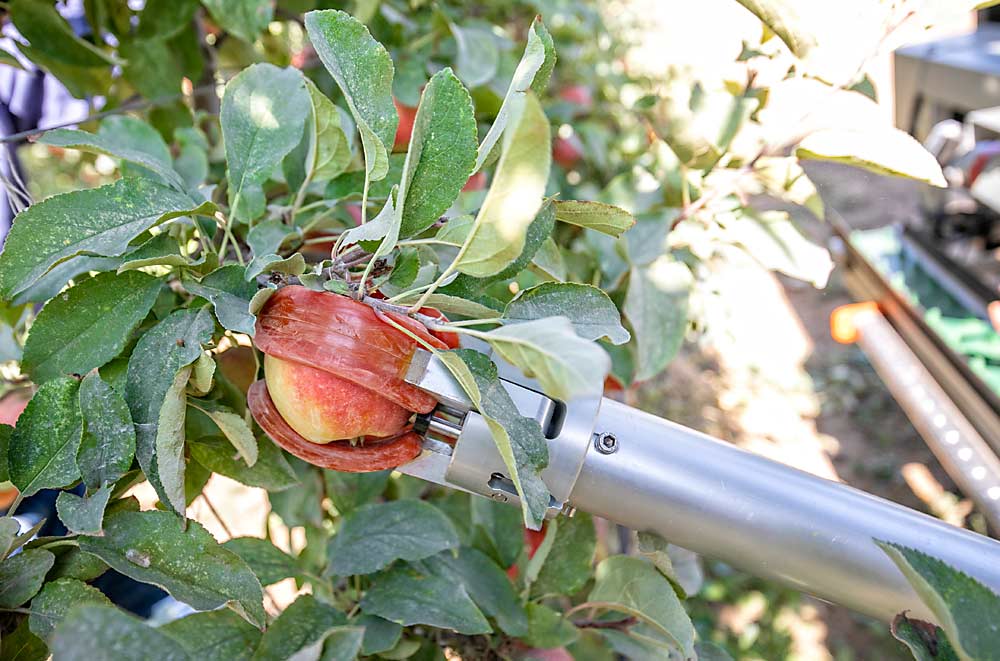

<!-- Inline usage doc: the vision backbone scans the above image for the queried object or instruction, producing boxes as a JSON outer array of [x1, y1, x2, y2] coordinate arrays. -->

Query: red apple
[[553, 135, 584, 169], [0, 391, 29, 426], [559, 85, 593, 112], [507, 524, 548, 579], [462, 171, 486, 192], [264, 354, 411, 442], [394, 98, 417, 153], [248, 286, 451, 471]]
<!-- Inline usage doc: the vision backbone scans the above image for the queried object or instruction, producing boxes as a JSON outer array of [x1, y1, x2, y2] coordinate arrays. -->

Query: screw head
[[595, 432, 618, 454]]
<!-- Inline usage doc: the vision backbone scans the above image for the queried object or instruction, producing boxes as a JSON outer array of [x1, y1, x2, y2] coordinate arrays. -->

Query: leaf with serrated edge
[[184, 265, 258, 336], [878, 540, 1000, 661], [189, 435, 297, 491], [222, 64, 310, 220], [304, 78, 352, 183], [22, 271, 161, 384], [437, 350, 549, 529], [50, 604, 188, 661], [504, 282, 629, 344], [223, 537, 298, 587], [251, 594, 345, 661], [425, 547, 527, 637], [361, 565, 491, 635], [29, 578, 113, 640], [189, 400, 258, 466], [0, 177, 209, 299], [77, 371, 135, 490], [554, 200, 635, 238], [55, 484, 114, 535], [325, 500, 459, 576], [624, 256, 692, 381], [456, 93, 550, 278], [796, 127, 946, 187], [160, 609, 262, 661], [0, 548, 54, 608], [80, 509, 265, 628], [305, 10, 397, 182], [475, 20, 550, 172], [124, 307, 214, 512], [532, 512, 596, 598], [156, 366, 192, 516], [40, 115, 185, 190], [481, 317, 610, 401], [9, 378, 82, 498], [588, 556, 695, 658]]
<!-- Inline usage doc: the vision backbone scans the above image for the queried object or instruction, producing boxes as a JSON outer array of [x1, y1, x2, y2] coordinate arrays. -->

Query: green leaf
[[318, 627, 365, 661], [305, 9, 397, 182], [588, 556, 695, 658], [437, 350, 549, 529], [223, 537, 298, 586], [891, 613, 960, 661], [188, 352, 216, 396], [337, 186, 399, 251], [696, 641, 737, 661], [0, 178, 209, 299], [326, 500, 459, 576], [9, 378, 82, 498], [22, 271, 161, 384], [28, 577, 112, 641], [184, 265, 258, 336], [357, 614, 402, 656], [732, 0, 816, 58], [878, 541, 1000, 661], [524, 602, 579, 649], [391, 292, 501, 319], [727, 210, 832, 287], [189, 435, 297, 491], [123, 308, 213, 515], [136, 0, 200, 40], [0, 516, 20, 558], [50, 604, 188, 661], [80, 509, 266, 628], [624, 256, 692, 381], [1, 618, 48, 661], [504, 283, 629, 345], [222, 64, 310, 220], [55, 483, 114, 535], [532, 512, 596, 598], [156, 366, 193, 516], [77, 371, 136, 490], [40, 116, 185, 190], [118, 233, 204, 272], [470, 497, 523, 569], [480, 317, 610, 401], [796, 127, 946, 187], [425, 547, 527, 637], [10, 0, 116, 67], [455, 93, 551, 278], [301, 79, 352, 184], [554, 200, 636, 238], [475, 20, 552, 172], [397, 67, 478, 239], [160, 609, 262, 661], [189, 400, 258, 466], [361, 565, 492, 635], [322, 469, 390, 514], [0, 549, 53, 607], [199, 0, 273, 43], [451, 22, 499, 89], [251, 594, 345, 661], [636, 531, 703, 597]]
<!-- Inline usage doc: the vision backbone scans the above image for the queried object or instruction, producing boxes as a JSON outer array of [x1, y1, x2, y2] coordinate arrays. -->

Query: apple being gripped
[[264, 354, 412, 443], [249, 286, 451, 471]]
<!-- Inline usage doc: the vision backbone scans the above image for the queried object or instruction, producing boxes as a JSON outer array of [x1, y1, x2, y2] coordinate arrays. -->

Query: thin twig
[[199, 491, 234, 539]]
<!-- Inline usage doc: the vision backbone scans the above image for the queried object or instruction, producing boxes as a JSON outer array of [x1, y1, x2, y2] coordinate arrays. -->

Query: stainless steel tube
[[569, 398, 1000, 623]]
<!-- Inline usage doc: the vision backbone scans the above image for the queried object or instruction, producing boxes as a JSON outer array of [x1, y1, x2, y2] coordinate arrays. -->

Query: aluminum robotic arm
[[398, 348, 1000, 625]]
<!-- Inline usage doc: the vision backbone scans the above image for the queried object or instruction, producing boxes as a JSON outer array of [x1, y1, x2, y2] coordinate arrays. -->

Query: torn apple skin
[[248, 285, 452, 472]]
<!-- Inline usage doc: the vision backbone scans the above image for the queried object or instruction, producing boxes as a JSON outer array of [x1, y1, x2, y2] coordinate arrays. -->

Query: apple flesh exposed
[[264, 354, 411, 443]]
